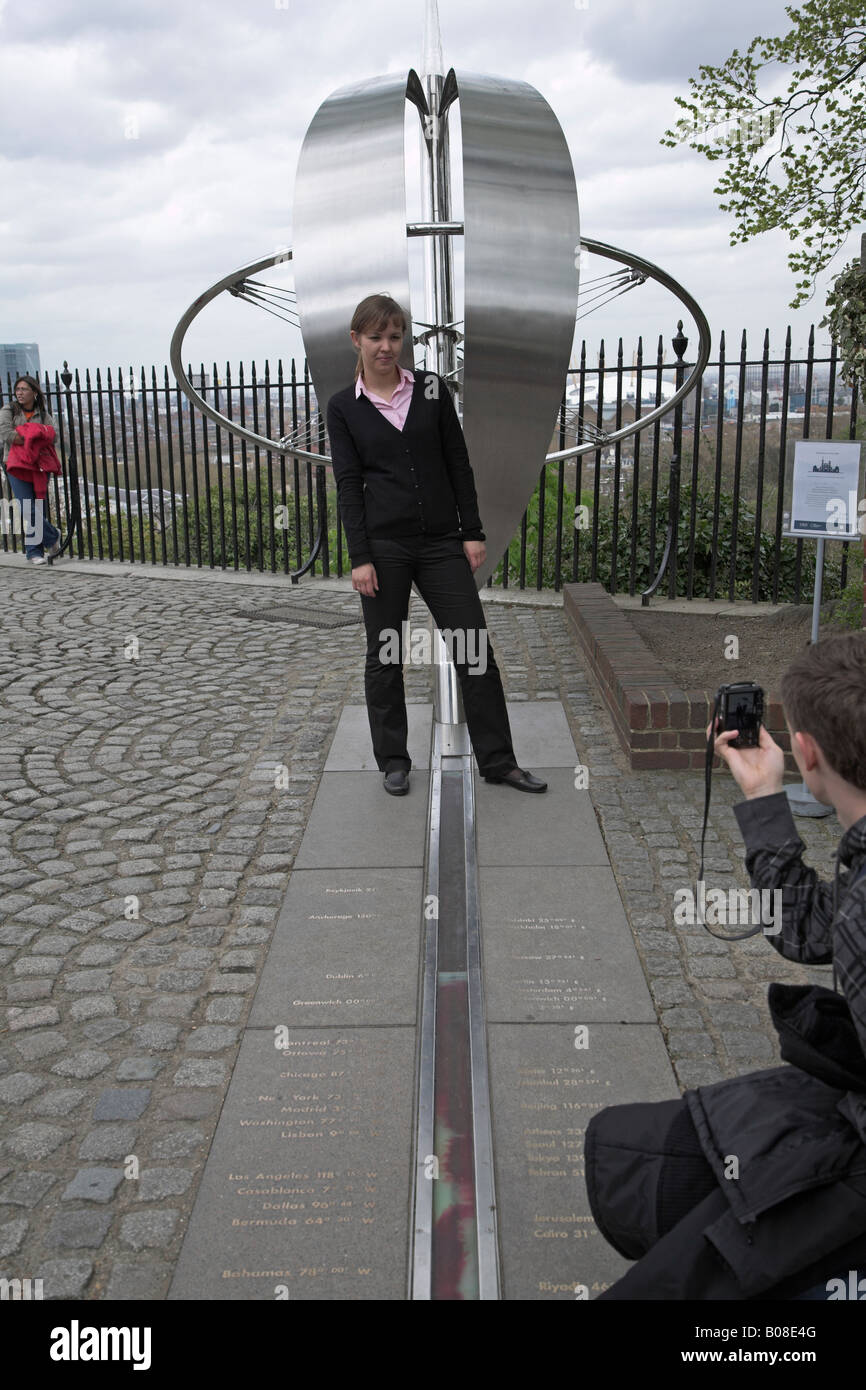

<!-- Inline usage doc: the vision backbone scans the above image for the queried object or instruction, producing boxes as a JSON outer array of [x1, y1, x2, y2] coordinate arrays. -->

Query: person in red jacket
[[0, 375, 64, 564]]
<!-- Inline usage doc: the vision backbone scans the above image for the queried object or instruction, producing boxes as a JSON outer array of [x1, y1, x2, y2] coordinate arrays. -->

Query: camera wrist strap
[[696, 690, 765, 941]]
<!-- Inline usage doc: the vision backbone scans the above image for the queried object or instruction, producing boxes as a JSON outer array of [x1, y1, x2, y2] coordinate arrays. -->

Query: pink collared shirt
[[355, 365, 416, 431]]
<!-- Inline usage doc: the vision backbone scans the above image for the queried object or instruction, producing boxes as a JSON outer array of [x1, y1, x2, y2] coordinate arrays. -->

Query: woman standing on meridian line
[[326, 292, 547, 798]]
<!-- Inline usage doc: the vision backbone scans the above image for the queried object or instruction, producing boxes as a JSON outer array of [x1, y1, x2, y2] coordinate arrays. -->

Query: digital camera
[[714, 681, 765, 750]]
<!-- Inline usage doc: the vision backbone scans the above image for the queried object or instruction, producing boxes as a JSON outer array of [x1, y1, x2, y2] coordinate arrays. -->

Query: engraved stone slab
[[249, 869, 422, 1027], [475, 768, 607, 866], [481, 867, 656, 1023], [325, 704, 433, 771], [169, 1027, 415, 1300], [487, 1023, 678, 1300], [294, 772, 430, 869]]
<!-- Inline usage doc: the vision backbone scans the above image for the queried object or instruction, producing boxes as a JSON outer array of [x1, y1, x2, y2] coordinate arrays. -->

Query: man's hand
[[463, 540, 486, 573], [706, 720, 786, 800], [351, 563, 378, 597]]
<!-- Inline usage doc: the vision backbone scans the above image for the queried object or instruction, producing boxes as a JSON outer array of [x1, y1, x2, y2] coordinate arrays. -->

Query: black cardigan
[[326, 370, 485, 568]]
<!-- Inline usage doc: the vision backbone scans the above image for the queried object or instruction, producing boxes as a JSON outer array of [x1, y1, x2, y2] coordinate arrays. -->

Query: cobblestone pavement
[[0, 560, 838, 1299]]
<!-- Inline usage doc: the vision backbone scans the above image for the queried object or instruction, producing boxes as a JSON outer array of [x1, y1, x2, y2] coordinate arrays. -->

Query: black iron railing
[[1, 327, 861, 603]]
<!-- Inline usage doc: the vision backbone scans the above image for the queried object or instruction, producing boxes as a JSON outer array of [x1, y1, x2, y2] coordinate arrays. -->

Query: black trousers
[[358, 533, 517, 778], [585, 1097, 866, 1300]]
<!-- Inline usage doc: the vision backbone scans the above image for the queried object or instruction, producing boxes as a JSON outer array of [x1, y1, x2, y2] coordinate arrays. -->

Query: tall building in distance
[[744, 361, 804, 394], [1, 343, 41, 384]]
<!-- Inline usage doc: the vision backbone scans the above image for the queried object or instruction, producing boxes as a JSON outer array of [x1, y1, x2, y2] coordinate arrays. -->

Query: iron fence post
[[668, 320, 687, 600], [58, 361, 81, 559]]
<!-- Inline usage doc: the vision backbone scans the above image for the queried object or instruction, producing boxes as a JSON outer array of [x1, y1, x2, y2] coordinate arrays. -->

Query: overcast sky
[[1, 0, 857, 379]]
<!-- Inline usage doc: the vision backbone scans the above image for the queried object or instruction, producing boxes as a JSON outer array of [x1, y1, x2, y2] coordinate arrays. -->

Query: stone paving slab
[[480, 866, 656, 1024], [168, 1026, 416, 1300], [488, 1022, 678, 1300], [293, 773, 431, 869], [248, 869, 422, 1028], [475, 769, 609, 866], [497, 700, 578, 768], [324, 705, 433, 772]]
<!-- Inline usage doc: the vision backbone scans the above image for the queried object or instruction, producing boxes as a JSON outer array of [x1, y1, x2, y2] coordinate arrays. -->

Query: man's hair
[[781, 631, 866, 790]]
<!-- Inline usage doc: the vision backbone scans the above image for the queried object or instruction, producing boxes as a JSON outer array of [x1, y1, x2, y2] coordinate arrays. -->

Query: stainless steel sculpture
[[169, 4, 712, 705]]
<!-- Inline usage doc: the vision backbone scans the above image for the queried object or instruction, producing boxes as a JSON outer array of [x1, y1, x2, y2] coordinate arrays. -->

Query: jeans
[[359, 532, 517, 778], [4, 470, 60, 557]]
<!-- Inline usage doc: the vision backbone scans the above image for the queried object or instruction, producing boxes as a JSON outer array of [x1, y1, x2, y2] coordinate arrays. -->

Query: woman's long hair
[[351, 294, 408, 381], [11, 374, 48, 419]]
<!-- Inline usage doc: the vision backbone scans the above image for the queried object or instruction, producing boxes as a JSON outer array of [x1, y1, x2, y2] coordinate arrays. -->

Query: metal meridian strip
[[462, 754, 500, 1299], [292, 72, 417, 418], [409, 759, 440, 1300], [431, 759, 477, 1298], [410, 625, 501, 1299]]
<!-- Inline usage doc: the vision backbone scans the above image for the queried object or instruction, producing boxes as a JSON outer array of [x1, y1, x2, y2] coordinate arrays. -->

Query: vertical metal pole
[[669, 320, 687, 600], [772, 328, 792, 604], [611, 337, 624, 593], [422, 57, 463, 724], [59, 361, 81, 559], [629, 336, 644, 596], [811, 538, 825, 645]]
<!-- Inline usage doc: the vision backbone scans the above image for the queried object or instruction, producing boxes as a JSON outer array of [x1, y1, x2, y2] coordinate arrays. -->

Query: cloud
[[0, 0, 835, 373]]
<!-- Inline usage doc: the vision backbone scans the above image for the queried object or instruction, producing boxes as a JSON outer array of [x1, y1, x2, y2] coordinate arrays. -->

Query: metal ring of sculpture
[[170, 237, 710, 464]]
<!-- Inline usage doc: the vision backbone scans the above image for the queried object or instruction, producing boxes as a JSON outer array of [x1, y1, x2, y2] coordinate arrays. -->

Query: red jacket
[[5, 422, 61, 499]]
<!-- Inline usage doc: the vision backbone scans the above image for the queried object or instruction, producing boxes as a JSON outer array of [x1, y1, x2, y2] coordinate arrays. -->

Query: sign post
[[782, 438, 864, 816]]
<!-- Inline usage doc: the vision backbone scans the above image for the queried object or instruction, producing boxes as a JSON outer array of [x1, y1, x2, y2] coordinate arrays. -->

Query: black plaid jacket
[[733, 791, 866, 1072]]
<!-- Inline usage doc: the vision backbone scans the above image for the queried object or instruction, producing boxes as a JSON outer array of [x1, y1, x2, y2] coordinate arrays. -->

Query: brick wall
[[562, 583, 797, 773]]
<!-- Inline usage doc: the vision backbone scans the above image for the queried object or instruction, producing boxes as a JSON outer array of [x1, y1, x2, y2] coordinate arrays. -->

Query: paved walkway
[[0, 555, 835, 1299]]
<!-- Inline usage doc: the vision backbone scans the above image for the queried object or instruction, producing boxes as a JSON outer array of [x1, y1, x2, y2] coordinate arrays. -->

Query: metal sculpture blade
[[292, 73, 417, 417], [454, 70, 580, 584]]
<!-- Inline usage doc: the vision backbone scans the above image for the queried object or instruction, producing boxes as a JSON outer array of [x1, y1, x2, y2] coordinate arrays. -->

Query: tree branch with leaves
[[661, 0, 866, 308]]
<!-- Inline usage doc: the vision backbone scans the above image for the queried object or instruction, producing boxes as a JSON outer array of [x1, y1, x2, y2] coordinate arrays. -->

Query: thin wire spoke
[[243, 279, 297, 299], [577, 269, 635, 290], [575, 276, 647, 324], [236, 285, 301, 318], [230, 292, 301, 329]]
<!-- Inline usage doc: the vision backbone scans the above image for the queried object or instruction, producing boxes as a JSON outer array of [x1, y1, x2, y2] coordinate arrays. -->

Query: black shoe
[[484, 767, 547, 793], [384, 770, 410, 796]]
